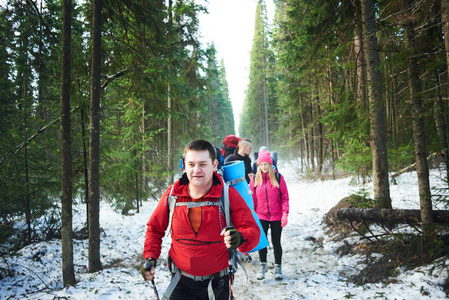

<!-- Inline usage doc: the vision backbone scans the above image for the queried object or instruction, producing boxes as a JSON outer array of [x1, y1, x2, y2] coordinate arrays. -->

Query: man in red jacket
[[141, 139, 260, 300]]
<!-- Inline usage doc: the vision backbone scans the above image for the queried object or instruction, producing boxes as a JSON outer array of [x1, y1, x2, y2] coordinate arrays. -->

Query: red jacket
[[250, 172, 289, 221], [143, 172, 260, 276]]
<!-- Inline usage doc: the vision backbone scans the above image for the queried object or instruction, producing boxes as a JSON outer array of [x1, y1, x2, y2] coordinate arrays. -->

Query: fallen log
[[390, 152, 440, 178], [337, 208, 449, 224]]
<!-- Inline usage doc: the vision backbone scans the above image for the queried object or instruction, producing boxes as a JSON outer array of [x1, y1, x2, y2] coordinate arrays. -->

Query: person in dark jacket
[[250, 150, 289, 280], [141, 139, 260, 300], [224, 138, 253, 183]]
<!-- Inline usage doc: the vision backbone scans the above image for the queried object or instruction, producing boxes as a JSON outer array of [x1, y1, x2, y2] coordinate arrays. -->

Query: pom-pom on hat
[[258, 150, 273, 165]]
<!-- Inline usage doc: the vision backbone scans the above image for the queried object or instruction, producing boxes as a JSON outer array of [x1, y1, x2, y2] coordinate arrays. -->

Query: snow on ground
[[1, 162, 449, 299]]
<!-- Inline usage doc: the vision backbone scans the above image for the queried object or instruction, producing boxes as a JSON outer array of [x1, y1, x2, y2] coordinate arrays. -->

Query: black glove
[[140, 258, 156, 280], [226, 226, 245, 249]]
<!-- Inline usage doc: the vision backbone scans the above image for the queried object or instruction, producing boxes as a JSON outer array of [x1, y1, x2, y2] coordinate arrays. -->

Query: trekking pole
[[144, 260, 160, 300], [150, 279, 160, 300]]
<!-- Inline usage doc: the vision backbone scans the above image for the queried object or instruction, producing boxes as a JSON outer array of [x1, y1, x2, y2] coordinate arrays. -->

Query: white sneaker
[[274, 264, 283, 280], [256, 262, 268, 280]]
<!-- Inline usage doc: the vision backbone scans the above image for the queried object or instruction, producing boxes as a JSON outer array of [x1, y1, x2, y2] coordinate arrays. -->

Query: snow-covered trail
[[0, 163, 448, 299], [233, 164, 448, 299]]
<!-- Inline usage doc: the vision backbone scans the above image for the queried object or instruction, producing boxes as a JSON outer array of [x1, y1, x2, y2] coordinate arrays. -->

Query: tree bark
[[434, 70, 449, 182], [441, 0, 449, 77], [361, 0, 391, 208], [60, 0, 76, 286], [80, 107, 89, 227], [166, 0, 174, 186], [167, 82, 173, 185], [403, 13, 433, 233], [354, 25, 366, 111], [338, 208, 449, 224], [88, 0, 103, 273]]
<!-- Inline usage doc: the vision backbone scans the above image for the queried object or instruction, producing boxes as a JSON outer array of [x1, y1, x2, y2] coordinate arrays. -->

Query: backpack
[[221, 135, 241, 159], [166, 184, 232, 237], [163, 184, 245, 299], [165, 183, 245, 277]]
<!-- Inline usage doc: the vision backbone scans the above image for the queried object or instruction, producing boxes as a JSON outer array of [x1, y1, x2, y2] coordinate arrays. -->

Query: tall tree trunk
[[435, 70, 449, 182], [403, 15, 433, 237], [361, 0, 391, 208], [167, 82, 174, 185], [317, 102, 324, 177], [88, 0, 103, 273], [22, 22, 31, 244], [24, 81, 31, 244], [60, 0, 76, 286], [354, 27, 366, 111], [166, 0, 174, 185], [81, 107, 89, 226], [441, 0, 449, 77], [263, 51, 270, 148], [308, 84, 315, 172], [299, 92, 307, 172]]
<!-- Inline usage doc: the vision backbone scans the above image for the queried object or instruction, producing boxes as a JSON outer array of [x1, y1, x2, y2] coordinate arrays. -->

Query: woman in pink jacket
[[250, 150, 289, 280]]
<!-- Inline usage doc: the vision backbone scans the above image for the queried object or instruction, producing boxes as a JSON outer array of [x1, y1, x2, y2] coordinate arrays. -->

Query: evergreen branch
[[101, 69, 128, 90], [0, 105, 81, 167], [0, 69, 129, 167], [25, 0, 60, 43]]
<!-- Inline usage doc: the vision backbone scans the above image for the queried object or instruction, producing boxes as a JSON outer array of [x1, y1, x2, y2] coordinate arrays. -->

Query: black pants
[[258, 219, 283, 265], [169, 274, 230, 300]]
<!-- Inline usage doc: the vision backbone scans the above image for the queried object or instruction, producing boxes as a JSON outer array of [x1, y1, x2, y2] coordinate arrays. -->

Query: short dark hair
[[184, 139, 216, 162]]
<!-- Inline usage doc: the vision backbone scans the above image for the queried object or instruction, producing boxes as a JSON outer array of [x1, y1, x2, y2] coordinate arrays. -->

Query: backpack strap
[[166, 185, 176, 237], [223, 183, 231, 227], [176, 201, 221, 209], [276, 172, 282, 197]]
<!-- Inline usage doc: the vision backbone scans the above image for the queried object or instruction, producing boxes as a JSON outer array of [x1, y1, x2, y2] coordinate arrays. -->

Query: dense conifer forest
[[2, 0, 449, 287]]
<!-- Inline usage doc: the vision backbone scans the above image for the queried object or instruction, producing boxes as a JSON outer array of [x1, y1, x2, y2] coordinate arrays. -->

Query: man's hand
[[221, 226, 244, 249], [140, 258, 156, 282]]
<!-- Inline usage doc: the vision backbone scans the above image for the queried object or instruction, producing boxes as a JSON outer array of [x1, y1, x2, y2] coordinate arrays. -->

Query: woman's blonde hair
[[254, 163, 279, 188]]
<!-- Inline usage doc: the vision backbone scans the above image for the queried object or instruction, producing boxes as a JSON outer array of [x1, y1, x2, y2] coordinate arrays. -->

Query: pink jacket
[[250, 172, 289, 221]]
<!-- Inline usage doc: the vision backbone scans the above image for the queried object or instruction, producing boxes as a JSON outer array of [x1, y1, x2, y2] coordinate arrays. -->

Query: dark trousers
[[169, 274, 230, 300], [258, 219, 283, 265]]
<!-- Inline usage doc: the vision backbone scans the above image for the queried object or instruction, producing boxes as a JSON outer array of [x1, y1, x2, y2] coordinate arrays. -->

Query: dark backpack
[[221, 135, 241, 159]]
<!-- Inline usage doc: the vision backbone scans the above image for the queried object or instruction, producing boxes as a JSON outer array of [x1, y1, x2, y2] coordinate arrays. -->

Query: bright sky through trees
[[198, 0, 274, 134]]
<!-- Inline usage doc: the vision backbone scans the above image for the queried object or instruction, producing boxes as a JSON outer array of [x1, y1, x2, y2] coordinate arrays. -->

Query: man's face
[[242, 142, 252, 157], [185, 150, 217, 188]]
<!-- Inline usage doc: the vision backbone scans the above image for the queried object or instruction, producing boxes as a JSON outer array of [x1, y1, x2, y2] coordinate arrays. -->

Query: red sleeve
[[228, 187, 261, 253], [143, 186, 172, 260]]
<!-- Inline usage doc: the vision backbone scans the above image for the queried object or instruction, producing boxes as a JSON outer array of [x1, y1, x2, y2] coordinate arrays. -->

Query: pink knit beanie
[[258, 150, 272, 165]]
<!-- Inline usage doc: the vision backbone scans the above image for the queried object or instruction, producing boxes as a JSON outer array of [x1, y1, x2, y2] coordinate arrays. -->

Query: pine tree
[[240, 0, 271, 148], [60, 0, 76, 286]]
